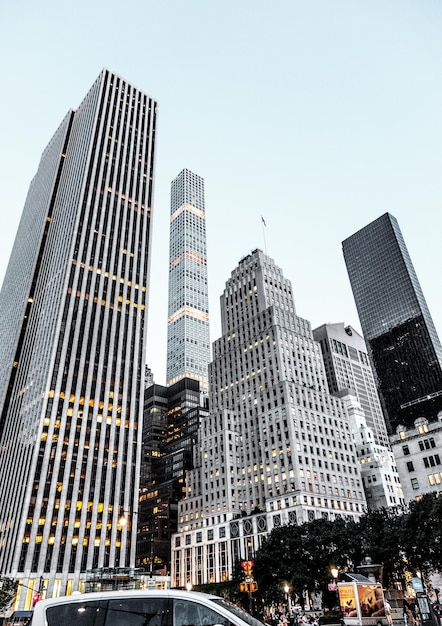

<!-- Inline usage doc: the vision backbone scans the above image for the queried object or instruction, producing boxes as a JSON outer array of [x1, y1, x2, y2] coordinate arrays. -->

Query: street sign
[[412, 577, 424, 593]]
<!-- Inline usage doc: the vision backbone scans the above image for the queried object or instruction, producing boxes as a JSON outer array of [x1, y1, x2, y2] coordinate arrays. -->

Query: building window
[[406, 461, 415, 472], [402, 445, 410, 456], [428, 472, 442, 486], [185, 534, 191, 545], [196, 532, 202, 543], [410, 478, 419, 490], [175, 537, 181, 548], [423, 455, 440, 468], [207, 529, 214, 541]]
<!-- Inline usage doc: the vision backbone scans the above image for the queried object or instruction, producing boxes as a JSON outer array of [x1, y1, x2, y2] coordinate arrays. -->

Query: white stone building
[[389, 414, 442, 502], [171, 249, 367, 588], [339, 392, 405, 510]]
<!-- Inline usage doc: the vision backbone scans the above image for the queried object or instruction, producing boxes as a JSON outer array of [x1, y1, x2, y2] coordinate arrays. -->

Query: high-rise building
[[171, 249, 366, 588], [343, 213, 442, 432], [313, 323, 389, 446], [166, 169, 210, 393], [313, 323, 403, 509], [0, 69, 157, 607], [137, 379, 208, 575]]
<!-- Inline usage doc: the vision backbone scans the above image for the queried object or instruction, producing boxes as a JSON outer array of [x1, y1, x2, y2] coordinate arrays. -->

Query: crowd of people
[[264, 610, 321, 626]]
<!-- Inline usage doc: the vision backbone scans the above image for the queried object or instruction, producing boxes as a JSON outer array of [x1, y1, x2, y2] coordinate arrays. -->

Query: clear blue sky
[[1, 1, 441, 384]]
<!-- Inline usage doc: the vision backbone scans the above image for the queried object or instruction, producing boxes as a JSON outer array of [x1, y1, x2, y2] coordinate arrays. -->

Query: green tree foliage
[[253, 496, 442, 608], [0, 577, 18, 612], [400, 493, 442, 583], [357, 506, 406, 588]]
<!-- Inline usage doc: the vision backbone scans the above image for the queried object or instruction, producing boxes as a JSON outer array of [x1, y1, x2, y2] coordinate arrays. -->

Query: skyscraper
[[166, 169, 210, 393], [313, 323, 389, 446], [0, 69, 157, 607], [137, 378, 208, 575], [171, 249, 366, 588], [343, 213, 442, 432], [313, 324, 404, 509]]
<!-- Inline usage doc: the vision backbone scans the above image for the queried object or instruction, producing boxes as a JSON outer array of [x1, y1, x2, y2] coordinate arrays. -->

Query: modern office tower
[[137, 379, 208, 575], [313, 323, 389, 447], [0, 70, 157, 607], [171, 249, 367, 588], [343, 213, 442, 433], [166, 169, 210, 393]]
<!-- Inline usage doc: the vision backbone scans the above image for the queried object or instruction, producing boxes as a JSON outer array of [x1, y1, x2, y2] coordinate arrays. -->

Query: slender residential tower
[[0, 69, 157, 607], [166, 169, 210, 393], [343, 213, 442, 432], [171, 250, 366, 587]]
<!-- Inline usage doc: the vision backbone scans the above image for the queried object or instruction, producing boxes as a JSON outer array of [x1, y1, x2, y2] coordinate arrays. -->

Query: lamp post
[[284, 584, 292, 614], [330, 567, 339, 611]]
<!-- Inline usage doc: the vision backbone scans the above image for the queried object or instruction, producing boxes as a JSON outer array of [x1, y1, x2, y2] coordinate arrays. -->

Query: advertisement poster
[[357, 585, 385, 618], [339, 585, 357, 618]]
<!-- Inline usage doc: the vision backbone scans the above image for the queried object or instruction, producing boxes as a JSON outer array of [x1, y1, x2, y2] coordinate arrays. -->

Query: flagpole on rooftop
[[261, 215, 267, 254]]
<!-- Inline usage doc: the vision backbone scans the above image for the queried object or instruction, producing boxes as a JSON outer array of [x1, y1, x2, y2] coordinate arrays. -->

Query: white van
[[29, 589, 264, 626]]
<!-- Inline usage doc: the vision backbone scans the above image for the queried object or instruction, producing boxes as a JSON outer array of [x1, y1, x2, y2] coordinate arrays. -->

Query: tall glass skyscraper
[[166, 169, 210, 393], [0, 69, 157, 606], [343, 213, 442, 432]]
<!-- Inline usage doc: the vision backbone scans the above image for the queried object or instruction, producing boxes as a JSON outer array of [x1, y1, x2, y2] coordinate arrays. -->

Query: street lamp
[[330, 567, 339, 611], [284, 584, 292, 614]]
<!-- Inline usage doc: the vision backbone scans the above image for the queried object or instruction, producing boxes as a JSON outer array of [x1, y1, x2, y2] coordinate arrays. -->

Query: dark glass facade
[[343, 213, 442, 432], [137, 378, 208, 574]]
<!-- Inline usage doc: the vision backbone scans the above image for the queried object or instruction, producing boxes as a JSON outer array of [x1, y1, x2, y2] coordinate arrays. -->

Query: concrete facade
[[0, 69, 157, 607], [389, 415, 442, 502], [171, 249, 367, 588], [166, 169, 210, 393]]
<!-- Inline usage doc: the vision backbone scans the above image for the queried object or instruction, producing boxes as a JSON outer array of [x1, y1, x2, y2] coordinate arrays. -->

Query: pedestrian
[[384, 600, 393, 626]]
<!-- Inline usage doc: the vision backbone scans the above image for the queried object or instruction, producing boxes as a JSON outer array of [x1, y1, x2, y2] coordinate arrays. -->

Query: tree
[[253, 496, 442, 610], [0, 577, 18, 613], [253, 517, 363, 609], [357, 506, 407, 588], [400, 493, 442, 586]]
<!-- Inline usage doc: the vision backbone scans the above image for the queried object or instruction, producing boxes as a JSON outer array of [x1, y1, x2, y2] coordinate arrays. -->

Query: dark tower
[[343, 213, 442, 432]]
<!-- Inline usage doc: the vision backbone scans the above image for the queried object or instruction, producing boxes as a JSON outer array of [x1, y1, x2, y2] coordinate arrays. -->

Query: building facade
[[166, 169, 210, 393], [171, 249, 367, 588], [0, 69, 157, 607], [342, 213, 442, 432], [313, 323, 404, 510], [338, 391, 405, 510], [137, 379, 208, 575], [313, 323, 389, 447], [389, 414, 442, 502]]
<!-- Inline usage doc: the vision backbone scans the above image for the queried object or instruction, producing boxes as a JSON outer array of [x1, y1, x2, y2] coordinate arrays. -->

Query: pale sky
[[1, 1, 441, 384]]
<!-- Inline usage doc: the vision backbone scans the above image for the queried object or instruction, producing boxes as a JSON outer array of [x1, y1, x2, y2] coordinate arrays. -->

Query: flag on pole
[[261, 216, 266, 227]]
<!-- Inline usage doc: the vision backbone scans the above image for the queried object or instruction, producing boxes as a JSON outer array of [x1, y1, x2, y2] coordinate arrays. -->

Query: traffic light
[[240, 560, 254, 578], [239, 581, 258, 593]]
